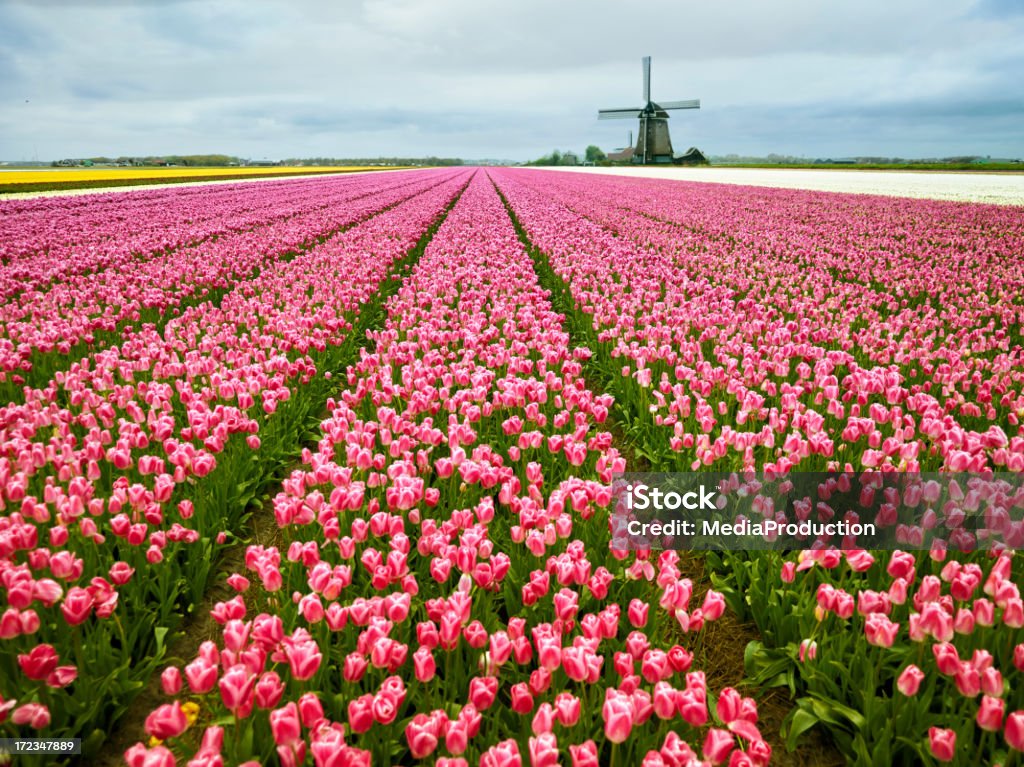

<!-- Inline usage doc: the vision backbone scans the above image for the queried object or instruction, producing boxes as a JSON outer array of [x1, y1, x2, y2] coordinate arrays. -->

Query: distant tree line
[[282, 157, 464, 167], [53, 154, 241, 167], [525, 146, 607, 166], [51, 155, 466, 168]]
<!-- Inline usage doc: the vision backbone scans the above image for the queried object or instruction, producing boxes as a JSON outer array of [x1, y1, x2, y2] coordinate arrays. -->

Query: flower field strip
[[0, 169, 470, 757], [0, 171, 455, 399], [0, 169, 363, 187], [0, 169, 447, 332], [493, 169, 1024, 476], [0, 171, 440, 313], [520, 170, 1024, 385], [490, 169, 1024, 764], [122, 171, 776, 767], [0, 167, 379, 194], [0, 175, 395, 295]]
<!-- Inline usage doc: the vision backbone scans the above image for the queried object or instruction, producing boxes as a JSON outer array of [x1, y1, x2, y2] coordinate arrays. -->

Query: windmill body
[[598, 57, 700, 164]]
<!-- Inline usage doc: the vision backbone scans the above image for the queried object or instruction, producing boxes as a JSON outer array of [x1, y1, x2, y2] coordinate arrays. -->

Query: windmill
[[598, 56, 700, 164]]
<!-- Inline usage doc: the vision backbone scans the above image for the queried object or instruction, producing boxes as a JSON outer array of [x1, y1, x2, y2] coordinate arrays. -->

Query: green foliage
[[280, 156, 465, 167], [525, 149, 580, 166]]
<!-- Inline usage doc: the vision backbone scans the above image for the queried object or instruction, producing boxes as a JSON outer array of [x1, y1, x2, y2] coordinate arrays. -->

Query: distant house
[[673, 147, 708, 165], [247, 159, 279, 167], [607, 146, 635, 163]]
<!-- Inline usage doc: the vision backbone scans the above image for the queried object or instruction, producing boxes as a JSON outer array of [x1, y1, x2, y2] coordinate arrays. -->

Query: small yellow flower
[[148, 737, 163, 748], [181, 701, 200, 726]]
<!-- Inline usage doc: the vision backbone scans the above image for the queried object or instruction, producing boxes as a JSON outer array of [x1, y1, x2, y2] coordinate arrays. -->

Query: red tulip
[[17, 643, 59, 681]]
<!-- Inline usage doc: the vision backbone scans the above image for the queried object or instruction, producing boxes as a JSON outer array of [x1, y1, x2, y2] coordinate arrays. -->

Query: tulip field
[[0, 167, 1023, 767]]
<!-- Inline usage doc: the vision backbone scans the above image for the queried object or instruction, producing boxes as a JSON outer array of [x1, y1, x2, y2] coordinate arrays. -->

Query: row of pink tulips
[[0, 171, 449, 390], [126, 172, 766, 767], [724, 546, 1024, 764], [491, 169, 1023, 476], [0, 169, 470, 757], [490, 168, 1024, 764], [0, 175, 388, 299]]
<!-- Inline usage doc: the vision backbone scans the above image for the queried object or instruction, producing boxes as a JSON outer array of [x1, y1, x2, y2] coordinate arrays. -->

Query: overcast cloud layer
[[1, 0, 1022, 161]]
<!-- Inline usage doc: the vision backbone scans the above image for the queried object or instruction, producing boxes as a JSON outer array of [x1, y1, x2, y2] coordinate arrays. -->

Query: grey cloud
[[0, 0, 1021, 161]]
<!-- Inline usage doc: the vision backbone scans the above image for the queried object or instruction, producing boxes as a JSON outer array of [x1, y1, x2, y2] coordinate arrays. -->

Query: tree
[[585, 145, 606, 163]]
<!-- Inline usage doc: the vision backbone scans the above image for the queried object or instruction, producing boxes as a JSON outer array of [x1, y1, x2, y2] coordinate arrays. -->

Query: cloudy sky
[[1, 0, 1022, 161]]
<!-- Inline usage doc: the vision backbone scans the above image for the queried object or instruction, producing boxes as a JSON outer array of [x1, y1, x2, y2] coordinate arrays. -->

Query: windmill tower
[[598, 56, 700, 164]]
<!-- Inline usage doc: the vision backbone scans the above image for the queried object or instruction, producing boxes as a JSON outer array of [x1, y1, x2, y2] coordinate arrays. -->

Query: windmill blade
[[598, 108, 642, 120], [642, 56, 651, 103], [659, 97, 700, 110]]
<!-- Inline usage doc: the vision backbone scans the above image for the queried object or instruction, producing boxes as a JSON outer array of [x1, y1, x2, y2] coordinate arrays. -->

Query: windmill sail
[[657, 99, 701, 110], [598, 108, 643, 120], [642, 56, 651, 103]]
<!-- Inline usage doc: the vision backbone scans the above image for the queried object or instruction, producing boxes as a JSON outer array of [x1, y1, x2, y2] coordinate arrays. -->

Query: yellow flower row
[[0, 166, 380, 185]]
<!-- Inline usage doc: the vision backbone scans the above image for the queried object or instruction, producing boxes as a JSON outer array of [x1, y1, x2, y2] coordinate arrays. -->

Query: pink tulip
[[346, 695, 374, 734], [977, 695, 1004, 732], [283, 635, 322, 680], [532, 703, 555, 735], [145, 702, 188, 740], [371, 691, 400, 725], [511, 683, 534, 714], [602, 690, 634, 743], [703, 728, 734, 765], [928, 727, 956, 762], [254, 671, 285, 710], [185, 658, 218, 694], [569, 741, 599, 767], [480, 739, 521, 767], [864, 613, 899, 647], [298, 692, 324, 729], [896, 665, 925, 696], [468, 676, 499, 710], [11, 702, 50, 729], [627, 598, 649, 627], [529, 733, 559, 767], [554, 692, 580, 727], [405, 713, 440, 759], [1006, 711, 1024, 752], [17, 644, 59, 681], [270, 702, 302, 746]]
